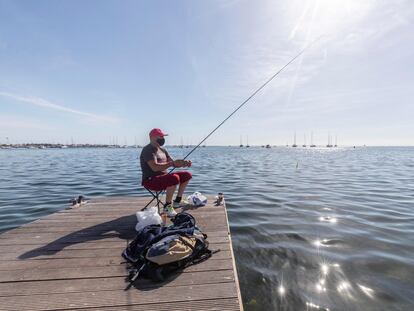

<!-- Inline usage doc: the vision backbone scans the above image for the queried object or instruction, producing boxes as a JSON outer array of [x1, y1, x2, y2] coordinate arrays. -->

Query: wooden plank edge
[[223, 198, 244, 311]]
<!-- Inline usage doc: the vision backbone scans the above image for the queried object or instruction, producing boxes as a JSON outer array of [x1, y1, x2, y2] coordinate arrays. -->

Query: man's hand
[[173, 159, 192, 168], [173, 159, 185, 168]]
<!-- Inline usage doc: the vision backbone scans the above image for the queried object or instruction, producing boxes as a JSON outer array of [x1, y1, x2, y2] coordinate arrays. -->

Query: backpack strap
[[178, 234, 196, 250], [124, 262, 147, 291]]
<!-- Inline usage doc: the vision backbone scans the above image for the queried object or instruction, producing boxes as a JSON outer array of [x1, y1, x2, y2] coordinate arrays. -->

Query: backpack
[[122, 212, 219, 289]]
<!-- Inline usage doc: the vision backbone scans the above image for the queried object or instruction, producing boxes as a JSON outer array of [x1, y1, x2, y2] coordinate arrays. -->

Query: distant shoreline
[[0, 143, 140, 149], [1, 144, 413, 149]]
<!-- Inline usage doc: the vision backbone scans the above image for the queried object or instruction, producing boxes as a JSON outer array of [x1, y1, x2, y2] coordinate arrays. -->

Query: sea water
[[1, 146, 413, 310]]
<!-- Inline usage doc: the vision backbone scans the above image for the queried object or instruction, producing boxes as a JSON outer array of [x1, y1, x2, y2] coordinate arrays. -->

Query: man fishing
[[140, 128, 192, 217]]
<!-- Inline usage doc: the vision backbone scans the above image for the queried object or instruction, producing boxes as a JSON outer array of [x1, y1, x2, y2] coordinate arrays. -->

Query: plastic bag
[[187, 191, 207, 207], [135, 206, 162, 231]]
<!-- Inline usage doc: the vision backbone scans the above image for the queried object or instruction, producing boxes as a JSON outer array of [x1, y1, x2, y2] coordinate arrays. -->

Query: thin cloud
[[289, 0, 312, 40], [0, 92, 118, 123], [0, 114, 53, 130]]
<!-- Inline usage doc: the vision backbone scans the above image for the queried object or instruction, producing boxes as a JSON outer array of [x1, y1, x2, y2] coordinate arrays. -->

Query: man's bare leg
[[165, 184, 177, 204], [177, 180, 190, 198]]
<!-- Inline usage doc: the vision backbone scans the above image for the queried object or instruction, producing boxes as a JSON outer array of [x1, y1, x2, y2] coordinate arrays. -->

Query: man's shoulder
[[142, 143, 154, 151], [140, 144, 155, 156]]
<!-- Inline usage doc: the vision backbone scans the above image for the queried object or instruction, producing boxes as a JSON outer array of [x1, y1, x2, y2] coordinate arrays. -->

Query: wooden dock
[[0, 196, 243, 311]]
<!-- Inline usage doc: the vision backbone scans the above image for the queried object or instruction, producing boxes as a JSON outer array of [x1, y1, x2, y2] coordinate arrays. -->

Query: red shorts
[[142, 171, 192, 192]]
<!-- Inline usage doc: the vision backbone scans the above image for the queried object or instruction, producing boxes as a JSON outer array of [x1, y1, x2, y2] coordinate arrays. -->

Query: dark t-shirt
[[140, 144, 170, 182]]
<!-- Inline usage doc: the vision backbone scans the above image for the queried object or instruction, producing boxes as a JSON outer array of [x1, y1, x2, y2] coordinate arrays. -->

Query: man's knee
[[168, 174, 180, 186], [180, 171, 192, 183]]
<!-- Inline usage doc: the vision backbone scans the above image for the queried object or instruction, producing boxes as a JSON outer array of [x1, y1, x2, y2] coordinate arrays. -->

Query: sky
[[0, 0, 413, 146]]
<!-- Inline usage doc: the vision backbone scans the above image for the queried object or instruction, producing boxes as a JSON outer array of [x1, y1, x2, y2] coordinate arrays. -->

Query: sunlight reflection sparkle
[[319, 216, 337, 223], [278, 284, 286, 296], [358, 283, 375, 299], [337, 281, 351, 292]]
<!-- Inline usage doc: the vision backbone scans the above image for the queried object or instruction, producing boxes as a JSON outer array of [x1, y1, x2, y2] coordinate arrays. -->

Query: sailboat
[[246, 135, 250, 148], [302, 134, 307, 147], [179, 137, 184, 148], [292, 132, 297, 147], [310, 132, 316, 147], [326, 133, 333, 148], [134, 136, 138, 148], [239, 135, 243, 147], [334, 135, 338, 147]]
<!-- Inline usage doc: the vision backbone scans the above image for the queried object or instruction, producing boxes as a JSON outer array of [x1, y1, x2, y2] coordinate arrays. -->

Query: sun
[[288, 0, 374, 43]]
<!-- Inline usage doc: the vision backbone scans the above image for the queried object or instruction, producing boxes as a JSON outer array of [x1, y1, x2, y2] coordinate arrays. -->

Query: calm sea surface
[[1, 146, 414, 310]]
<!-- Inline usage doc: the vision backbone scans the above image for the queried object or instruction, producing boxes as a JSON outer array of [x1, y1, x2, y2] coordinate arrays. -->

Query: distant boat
[[239, 135, 243, 147], [310, 132, 316, 147], [292, 132, 297, 147], [266, 144, 271, 148], [302, 134, 306, 147], [246, 135, 250, 148], [326, 133, 333, 148], [334, 135, 338, 147]]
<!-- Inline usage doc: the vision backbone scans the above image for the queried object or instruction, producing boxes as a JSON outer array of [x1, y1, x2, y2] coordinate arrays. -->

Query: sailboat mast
[[292, 131, 297, 147]]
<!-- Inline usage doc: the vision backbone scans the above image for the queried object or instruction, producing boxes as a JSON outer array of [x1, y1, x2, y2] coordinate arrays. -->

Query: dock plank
[[0, 258, 234, 282], [0, 270, 236, 296], [0, 196, 243, 311], [0, 282, 238, 311]]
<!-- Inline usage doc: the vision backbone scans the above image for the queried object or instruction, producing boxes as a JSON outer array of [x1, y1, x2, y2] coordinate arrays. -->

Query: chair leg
[[142, 188, 166, 213], [142, 196, 156, 211], [142, 188, 159, 212], [156, 192, 161, 214]]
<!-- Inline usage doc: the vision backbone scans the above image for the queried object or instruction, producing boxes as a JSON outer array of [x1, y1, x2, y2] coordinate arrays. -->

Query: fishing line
[[143, 36, 324, 208], [172, 36, 324, 167]]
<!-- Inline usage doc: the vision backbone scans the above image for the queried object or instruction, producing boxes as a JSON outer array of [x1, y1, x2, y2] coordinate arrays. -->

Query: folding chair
[[142, 187, 166, 213]]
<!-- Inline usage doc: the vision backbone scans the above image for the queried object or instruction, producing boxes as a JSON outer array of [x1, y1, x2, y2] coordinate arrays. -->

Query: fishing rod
[[173, 37, 323, 166], [142, 37, 323, 209]]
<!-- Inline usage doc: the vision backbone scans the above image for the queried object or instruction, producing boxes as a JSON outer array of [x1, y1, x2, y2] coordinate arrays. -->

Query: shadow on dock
[[1, 197, 243, 310], [19, 214, 137, 260], [18, 213, 191, 290]]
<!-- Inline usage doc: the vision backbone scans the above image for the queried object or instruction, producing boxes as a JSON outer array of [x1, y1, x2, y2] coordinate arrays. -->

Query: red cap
[[149, 128, 168, 138]]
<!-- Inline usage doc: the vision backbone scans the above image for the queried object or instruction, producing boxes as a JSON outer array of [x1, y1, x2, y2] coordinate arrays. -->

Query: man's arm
[[142, 147, 173, 172], [147, 159, 174, 172], [163, 147, 192, 167], [165, 151, 189, 168]]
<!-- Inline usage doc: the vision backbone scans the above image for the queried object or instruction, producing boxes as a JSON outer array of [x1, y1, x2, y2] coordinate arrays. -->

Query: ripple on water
[[1, 146, 414, 311]]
